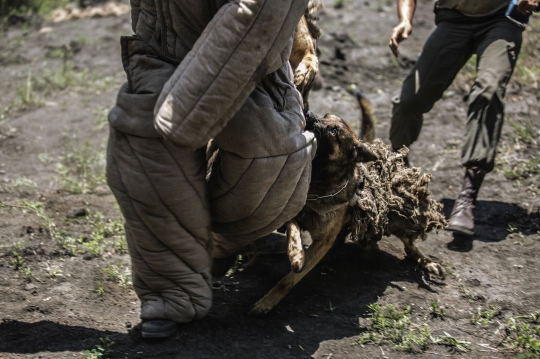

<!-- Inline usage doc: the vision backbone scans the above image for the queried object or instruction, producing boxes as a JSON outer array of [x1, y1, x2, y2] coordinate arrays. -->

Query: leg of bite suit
[[106, 127, 213, 323]]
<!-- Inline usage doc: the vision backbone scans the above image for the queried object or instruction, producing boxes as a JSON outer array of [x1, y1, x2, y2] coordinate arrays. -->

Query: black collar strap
[[306, 178, 350, 201]]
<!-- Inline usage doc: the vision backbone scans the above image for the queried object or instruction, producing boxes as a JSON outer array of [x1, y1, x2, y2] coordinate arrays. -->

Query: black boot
[[141, 319, 177, 339], [446, 167, 486, 236]]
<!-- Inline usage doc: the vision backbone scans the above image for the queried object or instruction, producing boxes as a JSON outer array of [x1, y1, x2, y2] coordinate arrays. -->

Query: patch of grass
[[497, 311, 540, 356], [509, 118, 536, 145], [470, 306, 501, 325], [430, 332, 471, 354], [513, 20, 540, 87], [44, 260, 63, 280], [91, 280, 105, 296], [0, 200, 80, 254], [79, 212, 125, 257], [103, 262, 132, 289], [357, 303, 431, 353], [82, 337, 114, 359], [38, 152, 55, 164], [500, 155, 540, 181], [84, 214, 123, 256], [11, 239, 33, 280], [358, 303, 471, 354], [56, 135, 106, 194], [15, 70, 44, 108], [2, 60, 118, 122], [0, 176, 37, 194], [113, 236, 128, 254]]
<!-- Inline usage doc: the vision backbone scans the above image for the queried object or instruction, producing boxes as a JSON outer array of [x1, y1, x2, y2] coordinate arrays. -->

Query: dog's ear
[[356, 143, 378, 163], [304, 110, 320, 132]]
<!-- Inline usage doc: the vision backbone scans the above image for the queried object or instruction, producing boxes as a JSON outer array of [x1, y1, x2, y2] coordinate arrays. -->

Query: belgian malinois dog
[[250, 111, 377, 314]]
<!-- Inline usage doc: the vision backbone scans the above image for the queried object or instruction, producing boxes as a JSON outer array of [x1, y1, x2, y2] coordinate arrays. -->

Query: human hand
[[517, 0, 539, 14], [389, 20, 412, 57]]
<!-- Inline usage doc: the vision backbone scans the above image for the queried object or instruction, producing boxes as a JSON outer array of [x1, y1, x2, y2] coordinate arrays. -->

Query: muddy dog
[[250, 1, 445, 314], [250, 111, 377, 314]]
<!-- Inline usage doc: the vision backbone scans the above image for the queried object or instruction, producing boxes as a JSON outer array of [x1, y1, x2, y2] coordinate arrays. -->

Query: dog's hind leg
[[399, 237, 445, 278], [287, 220, 305, 273], [251, 220, 343, 315]]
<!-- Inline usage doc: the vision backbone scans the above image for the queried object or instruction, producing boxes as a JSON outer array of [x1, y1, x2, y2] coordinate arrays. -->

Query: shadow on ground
[[0, 244, 444, 358], [441, 199, 540, 252]]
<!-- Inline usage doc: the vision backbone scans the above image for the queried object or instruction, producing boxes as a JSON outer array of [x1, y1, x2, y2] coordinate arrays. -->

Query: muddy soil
[[0, 1, 539, 358]]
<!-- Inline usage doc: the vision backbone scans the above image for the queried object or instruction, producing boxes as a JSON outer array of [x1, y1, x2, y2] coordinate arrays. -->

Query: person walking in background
[[106, 0, 315, 339], [388, 0, 538, 237]]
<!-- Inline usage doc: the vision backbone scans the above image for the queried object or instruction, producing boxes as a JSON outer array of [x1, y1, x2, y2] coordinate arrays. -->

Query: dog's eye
[[329, 128, 338, 136]]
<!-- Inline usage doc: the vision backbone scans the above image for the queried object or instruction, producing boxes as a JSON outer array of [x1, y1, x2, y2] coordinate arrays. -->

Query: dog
[[250, 1, 445, 314], [250, 111, 378, 314], [250, 109, 445, 315]]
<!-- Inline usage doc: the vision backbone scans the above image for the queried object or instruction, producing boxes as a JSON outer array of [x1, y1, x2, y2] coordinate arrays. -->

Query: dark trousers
[[390, 16, 522, 172]]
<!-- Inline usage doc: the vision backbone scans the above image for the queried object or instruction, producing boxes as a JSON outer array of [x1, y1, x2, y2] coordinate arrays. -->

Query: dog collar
[[306, 178, 350, 201]]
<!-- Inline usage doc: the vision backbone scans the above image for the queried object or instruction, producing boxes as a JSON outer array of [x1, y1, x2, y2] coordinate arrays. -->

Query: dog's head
[[306, 111, 377, 167]]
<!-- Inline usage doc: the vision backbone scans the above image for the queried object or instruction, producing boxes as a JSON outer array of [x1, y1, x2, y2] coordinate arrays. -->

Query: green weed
[[0, 176, 37, 194], [113, 236, 128, 254], [496, 311, 540, 356], [82, 337, 114, 359], [92, 280, 105, 296], [103, 263, 132, 289], [10, 239, 35, 280], [470, 306, 501, 325], [0, 200, 80, 254], [509, 118, 536, 145], [358, 303, 471, 354], [56, 135, 106, 194], [430, 299, 445, 319], [430, 332, 471, 354], [357, 303, 431, 353], [500, 156, 540, 180], [44, 260, 63, 280], [15, 70, 44, 107], [325, 299, 338, 312], [79, 212, 125, 257]]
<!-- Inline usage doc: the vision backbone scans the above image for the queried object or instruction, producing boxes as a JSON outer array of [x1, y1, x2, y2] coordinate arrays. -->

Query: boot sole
[[445, 224, 474, 237], [141, 327, 177, 339]]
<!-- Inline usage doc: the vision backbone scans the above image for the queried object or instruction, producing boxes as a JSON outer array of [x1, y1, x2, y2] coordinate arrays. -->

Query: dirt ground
[[1, 1, 539, 358]]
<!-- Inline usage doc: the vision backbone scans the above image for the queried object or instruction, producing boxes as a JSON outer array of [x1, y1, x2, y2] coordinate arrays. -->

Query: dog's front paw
[[290, 255, 305, 273], [250, 298, 276, 315], [294, 56, 318, 94], [424, 261, 445, 278]]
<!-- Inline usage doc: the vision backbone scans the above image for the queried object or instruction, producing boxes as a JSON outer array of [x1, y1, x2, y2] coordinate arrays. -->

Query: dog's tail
[[349, 85, 376, 143]]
